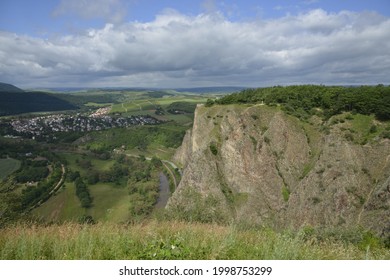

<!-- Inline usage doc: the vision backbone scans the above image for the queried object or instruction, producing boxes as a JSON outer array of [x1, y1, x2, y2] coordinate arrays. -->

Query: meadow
[[0, 158, 21, 180], [110, 95, 208, 124], [0, 221, 388, 260]]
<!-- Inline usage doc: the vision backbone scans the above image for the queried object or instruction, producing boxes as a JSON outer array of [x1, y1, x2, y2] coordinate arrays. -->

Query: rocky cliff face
[[168, 104, 390, 235]]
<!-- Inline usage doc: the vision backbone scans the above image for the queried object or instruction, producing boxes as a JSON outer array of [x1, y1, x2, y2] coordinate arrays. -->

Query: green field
[[0, 158, 21, 179], [31, 150, 163, 223], [32, 183, 85, 222], [86, 183, 131, 222], [32, 152, 131, 222], [110, 96, 207, 124], [78, 124, 187, 157], [32, 181, 134, 223]]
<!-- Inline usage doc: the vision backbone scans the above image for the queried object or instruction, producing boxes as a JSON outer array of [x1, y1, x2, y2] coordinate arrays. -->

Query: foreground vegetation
[[0, 221, 388, 260]]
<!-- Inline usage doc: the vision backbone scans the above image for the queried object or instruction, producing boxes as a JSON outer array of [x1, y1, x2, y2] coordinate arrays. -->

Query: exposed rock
[[167, 104, 390, 235]]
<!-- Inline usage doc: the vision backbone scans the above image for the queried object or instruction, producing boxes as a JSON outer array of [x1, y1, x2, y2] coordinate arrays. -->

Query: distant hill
[[174, 86, 246, 94], [0, 82, 25, 93], [0, 82, 78, 116]]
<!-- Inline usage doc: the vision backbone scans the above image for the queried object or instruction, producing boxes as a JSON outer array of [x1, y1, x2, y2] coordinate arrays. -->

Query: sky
[[0, 0, 389, 88]]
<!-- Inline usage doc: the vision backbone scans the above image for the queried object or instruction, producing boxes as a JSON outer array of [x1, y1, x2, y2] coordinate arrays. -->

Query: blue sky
[[1, 0, 389, 36], [0, 0, 389, 88]]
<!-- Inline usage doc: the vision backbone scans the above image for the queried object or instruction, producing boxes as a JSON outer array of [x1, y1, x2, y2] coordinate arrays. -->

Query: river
[[155, 172, 170, 208]]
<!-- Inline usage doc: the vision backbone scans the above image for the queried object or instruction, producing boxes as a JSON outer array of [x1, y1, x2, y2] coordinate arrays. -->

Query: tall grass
[[1, 221, 389, 260]]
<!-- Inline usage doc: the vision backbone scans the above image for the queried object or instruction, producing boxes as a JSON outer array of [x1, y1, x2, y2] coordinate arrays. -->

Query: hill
[[174, 86, 246, 94], [169, 100, 390, 238], [0, 82, 77, 116], [0, 82, 25, 93]]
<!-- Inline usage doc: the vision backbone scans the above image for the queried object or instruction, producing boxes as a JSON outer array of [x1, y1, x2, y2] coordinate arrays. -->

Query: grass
[[32, 150, 164, 224], [32, 153, 129, 223], [0, 221, 389, 260], [60, 153, 116, 175], [282, 185, 290, 202], [86, 183, 131, 223], [84, 102, 113, 107], [350, 114, 374, 133], [31, 178, 153, 224], [32, 183, 85, 223], [0, 158, 21, 180], [110, 96, 206, 125], [32, 178, 131, 224], [111, 96, 207, 115], [341, 113, 388, 144]]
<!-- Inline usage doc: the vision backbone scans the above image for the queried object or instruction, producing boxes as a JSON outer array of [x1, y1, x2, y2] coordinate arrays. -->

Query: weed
[[249, 136, 258, 151], [1, 222, 389, 260], [282, 185, 290, 202], [210, 143, 218, 155]]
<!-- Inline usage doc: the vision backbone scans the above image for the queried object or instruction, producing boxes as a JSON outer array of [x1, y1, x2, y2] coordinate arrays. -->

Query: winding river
[[155, 172, 170, 208]]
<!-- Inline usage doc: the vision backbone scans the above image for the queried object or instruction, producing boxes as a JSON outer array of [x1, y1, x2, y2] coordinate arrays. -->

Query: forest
[[213, 85, 390, 121]]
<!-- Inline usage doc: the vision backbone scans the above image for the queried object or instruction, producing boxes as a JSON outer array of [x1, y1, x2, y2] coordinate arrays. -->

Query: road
[[125, 153, 181, 190], [28, 163, 66, 211]]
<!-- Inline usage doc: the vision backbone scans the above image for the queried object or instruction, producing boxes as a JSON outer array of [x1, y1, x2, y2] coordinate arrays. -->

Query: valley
[[0, 83, 215, 225], [0, 83, 389, 259]]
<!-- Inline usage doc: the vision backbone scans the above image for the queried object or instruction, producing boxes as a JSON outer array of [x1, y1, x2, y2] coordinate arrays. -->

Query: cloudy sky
[[0, 0, 389, 88]]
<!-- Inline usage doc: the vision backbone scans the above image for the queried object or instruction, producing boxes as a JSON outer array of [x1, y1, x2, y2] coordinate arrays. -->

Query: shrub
[[209, 143, 218, 155], [282, 185, 290, 202], [369, 125, 378, 134], [344, 133, 354, 142]]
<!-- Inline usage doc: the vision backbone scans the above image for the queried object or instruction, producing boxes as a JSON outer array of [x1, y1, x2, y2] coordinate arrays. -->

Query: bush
[[369, 125, 378, 134], [205, 99, 215, 107], [74, 178, 92, 208], [209, 143, 218, 155], [381, 131, 390, 139], [282, 185, 290, 202]]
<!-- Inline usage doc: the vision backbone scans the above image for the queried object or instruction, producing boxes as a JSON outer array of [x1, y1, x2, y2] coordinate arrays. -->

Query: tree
[[151, 156, 162, 167], [205, 98, 215, 107]]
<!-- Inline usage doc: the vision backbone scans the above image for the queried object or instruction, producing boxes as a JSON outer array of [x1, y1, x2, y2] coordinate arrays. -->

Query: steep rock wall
[[168, 104, 390, 234]]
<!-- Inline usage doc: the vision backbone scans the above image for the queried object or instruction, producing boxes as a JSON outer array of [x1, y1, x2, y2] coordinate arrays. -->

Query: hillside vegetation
[[0, 82, 24, 93], [0, 83, 77, 116], [170, 87, 390, 239], [1, 221, 389, 260], [214, 85, 390, 121]]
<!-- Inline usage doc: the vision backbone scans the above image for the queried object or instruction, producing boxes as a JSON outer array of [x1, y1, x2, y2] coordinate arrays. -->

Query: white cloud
[[1, 9, 389, 87]]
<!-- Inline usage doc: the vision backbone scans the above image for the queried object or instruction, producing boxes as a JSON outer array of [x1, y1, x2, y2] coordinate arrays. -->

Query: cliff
[[168, 104, 390, 235]]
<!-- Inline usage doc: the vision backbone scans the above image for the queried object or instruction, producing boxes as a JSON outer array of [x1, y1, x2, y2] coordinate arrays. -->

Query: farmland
[[0, 158, 21, 180]]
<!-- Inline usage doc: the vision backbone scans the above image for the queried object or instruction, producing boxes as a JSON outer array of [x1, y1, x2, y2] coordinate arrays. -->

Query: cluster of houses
[[89, 107, 111, 118], [9, 112, 161, 139]]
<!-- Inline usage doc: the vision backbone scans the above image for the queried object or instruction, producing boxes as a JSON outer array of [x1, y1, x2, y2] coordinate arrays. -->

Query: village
[[5, 108, 161, 139]]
